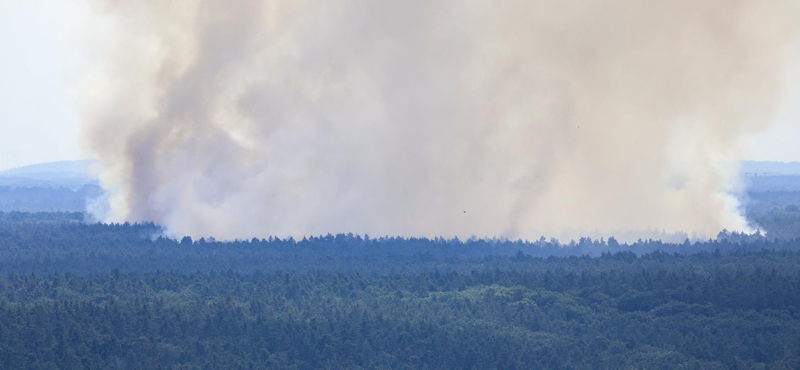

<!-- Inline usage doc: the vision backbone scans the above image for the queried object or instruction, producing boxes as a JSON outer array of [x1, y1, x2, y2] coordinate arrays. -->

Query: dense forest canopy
[[1, 172, 800, 368], [2, 252, 800, 369], [0, 212, 799, 368]]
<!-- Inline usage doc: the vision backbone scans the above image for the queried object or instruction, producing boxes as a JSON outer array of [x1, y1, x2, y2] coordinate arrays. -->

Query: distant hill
[[0, 160, 95, 177], [0, 160, 98, 189], [741, 161, 800, 176], [1, 159, 798, 191]]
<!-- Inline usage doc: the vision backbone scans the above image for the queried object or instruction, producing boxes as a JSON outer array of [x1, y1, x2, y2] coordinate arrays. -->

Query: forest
[[2, 0, 798, 364], [0, 212, 799, 368], [1, 172, 799, 369]]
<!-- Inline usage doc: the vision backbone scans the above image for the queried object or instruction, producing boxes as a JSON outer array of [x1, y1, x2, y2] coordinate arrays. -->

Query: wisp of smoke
[[81, 0, 798, 241]]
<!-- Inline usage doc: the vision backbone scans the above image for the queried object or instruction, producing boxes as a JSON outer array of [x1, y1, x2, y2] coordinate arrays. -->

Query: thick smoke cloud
[[82, 0, 798, 241]]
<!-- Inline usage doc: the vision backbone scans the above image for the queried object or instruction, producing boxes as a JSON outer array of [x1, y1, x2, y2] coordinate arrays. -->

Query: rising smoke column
[[81, 0, 798, 241]]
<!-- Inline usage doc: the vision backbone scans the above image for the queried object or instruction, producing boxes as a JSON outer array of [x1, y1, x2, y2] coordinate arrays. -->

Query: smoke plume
[[82, 0, 798, 241]]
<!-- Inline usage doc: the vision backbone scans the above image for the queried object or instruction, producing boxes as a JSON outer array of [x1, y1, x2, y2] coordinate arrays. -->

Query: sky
[[0, 0, 89, 170], [0, 0, 798, 171]]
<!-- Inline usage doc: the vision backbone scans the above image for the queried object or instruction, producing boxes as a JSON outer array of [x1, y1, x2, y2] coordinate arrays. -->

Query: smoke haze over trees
[[4, 1, 800, 368], [80, 1, 800, 241]]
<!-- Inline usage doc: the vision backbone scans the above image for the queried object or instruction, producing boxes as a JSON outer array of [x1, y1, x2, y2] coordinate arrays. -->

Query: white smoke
[[81, 0, 798, 241]]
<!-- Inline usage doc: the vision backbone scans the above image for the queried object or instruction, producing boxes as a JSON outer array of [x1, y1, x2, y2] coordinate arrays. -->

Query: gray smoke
[[81, 0, 798, 241]]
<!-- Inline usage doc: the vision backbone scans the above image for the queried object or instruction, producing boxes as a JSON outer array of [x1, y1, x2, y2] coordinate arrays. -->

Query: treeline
[[0, 185, 102, 213], [3, 181, 800, 238], [2, 219, 800, 276], [745, 191, 800, 239], [745, 175, 800, 193], [0, 211, 85, 224], [1, 252, 800, 369]]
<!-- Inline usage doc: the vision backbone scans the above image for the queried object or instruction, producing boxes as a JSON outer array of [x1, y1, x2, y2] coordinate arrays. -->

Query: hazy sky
[[0, 0, 798, 171]]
